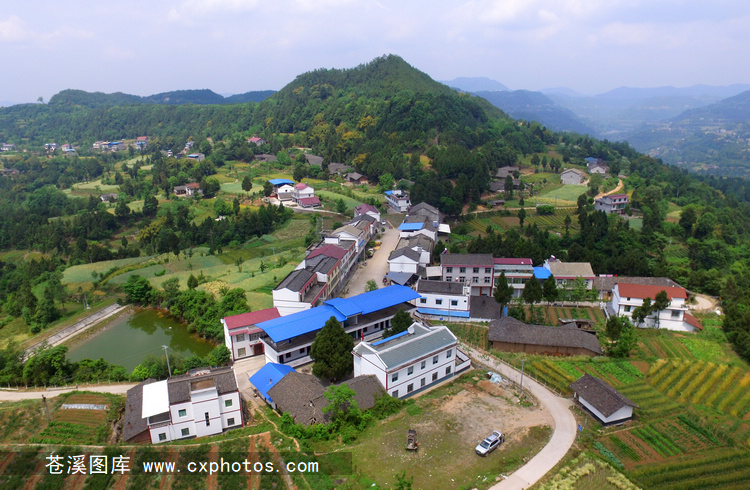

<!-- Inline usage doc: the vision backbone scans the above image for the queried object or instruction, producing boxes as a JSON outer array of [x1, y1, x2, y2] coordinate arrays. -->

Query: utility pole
[[162, 345, 172, 377], [519, 358, 526, 398], [42, 395, 51, 423]]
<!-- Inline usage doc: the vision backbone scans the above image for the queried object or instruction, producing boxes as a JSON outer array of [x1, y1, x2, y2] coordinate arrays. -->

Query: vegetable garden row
[[629, 449, 750, 489]]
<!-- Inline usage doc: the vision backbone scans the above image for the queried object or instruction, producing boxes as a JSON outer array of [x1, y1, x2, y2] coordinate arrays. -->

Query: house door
[[253, 343, 264, 356]]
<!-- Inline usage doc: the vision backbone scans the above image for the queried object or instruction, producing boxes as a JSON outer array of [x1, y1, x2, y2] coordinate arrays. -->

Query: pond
[[66, 308, 216, 371]]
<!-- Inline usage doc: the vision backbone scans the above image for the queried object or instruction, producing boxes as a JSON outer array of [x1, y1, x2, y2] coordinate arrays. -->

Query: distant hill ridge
[[48, 88, 277, 107]]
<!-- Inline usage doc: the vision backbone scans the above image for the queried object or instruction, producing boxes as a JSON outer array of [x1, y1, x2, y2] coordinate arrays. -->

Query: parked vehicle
[[475, 430, 504, 456], [406, 429, 419, 451]]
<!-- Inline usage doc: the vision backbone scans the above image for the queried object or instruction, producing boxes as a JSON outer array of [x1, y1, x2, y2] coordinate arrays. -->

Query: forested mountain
[[626, 90, 750, 177], [475, 90, 597, 135], [47, 89, 276, 107], [442, 77, 510, 92]]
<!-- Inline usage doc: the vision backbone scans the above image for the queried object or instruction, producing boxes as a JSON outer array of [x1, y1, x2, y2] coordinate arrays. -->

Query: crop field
[[646, 360, 750, 418], [315, 190, 362, 212], [467, 209, 579, 236], [637, 333, 695, 359], [447, 323, 489, 350], [535, 183, 588, 205], [520, 358, 643, 394], [628, 449, 750, 489], [540, 454, 637, 490], [29, 392, 117, 445]]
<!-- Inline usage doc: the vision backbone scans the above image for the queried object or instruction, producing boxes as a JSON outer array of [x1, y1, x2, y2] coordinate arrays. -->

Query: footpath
[[24, 303, 129, 357], [460, 344, 577, 490]]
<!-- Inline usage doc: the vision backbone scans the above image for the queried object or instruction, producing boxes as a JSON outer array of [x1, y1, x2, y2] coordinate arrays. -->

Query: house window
[[407, 384, 414, 393], [421, 378, 426, 387], [237, 348, 246, 357], [447, 349, 452, 358], [433, 355, 439, 364], [299, 348, 305, 354], [225, 399, 233, 408], [446, 366, 452, 375], [392, 390, 398, 397], [432, 372, 438, 381], [459, 277, 466, 282], [671, 310, 680, 318], [624, 306, 632, 313], [205, 412, 210, 426], [451, 300, 458, 306], [420, 298, 427, 304], [484, 277, 491, 284], [446, 267, 453, 273], [408, 366, 414, 375], [158, 433, 167, 441], [178, 409, 187, 417], [392, 373, 398, 382], [446, 276, 452, 282], [235, 333, 245, 342], [421, 361, 426, 369], [285, 352, 291, 358], [227, 418, 235, 426], [436, 299, 443, 305], [473, 267, 479, 273], [460, 267, 466, 273], [181, 428, 190, 437], [472, 277, 478, 284], [485, 268, 492, 274]]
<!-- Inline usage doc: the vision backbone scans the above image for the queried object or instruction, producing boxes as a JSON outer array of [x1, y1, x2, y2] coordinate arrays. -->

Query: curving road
[[461, 344, 577, 490], [0, 383, 136, 402]]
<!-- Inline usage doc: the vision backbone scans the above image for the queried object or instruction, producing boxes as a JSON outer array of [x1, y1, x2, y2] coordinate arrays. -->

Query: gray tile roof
[[167, 367, 239, 404], [593, 276, 679, 293], [354, 323, 457, 370], [389, 247, 421, 262], [546, 261, 595, 278], [304, 255, 338, 275], [441, 253, 494, 266], [267, 373, 383, 426], [275, 269, 315, 292], [123, 379, 154, 441], [417, 280, 464, 295], [570, 373, 638, 417], [305, 154, 323, 166], [496, 166, 519, 178], [488, 316, 602, 355], [409, 202, 441, 222], [396, 235, 433, 253]]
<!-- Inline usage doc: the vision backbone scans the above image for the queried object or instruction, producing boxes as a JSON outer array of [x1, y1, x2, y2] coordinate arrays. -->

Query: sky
[[2, 0, 750, 104]]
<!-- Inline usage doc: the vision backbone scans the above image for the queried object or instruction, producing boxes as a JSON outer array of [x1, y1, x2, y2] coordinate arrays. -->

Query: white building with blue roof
[[352, 322, 471, 398], [256, 285, 421, 367]]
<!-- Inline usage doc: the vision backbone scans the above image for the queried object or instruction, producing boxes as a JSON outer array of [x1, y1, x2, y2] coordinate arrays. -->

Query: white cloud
[[0, 15, 29, 42]]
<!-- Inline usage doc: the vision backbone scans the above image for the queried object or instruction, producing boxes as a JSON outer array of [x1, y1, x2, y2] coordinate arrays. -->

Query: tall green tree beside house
[[494, 271, 514, 313], [385, 309, 412, 337], [241, 176, 253, 196], [522, 277, 543, 305], [311, 316, 354, 381], [542, 275, 558, 303]]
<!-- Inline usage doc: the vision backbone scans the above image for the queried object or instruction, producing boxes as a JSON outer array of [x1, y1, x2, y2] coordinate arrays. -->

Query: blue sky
[[2, 0, 749, 103]]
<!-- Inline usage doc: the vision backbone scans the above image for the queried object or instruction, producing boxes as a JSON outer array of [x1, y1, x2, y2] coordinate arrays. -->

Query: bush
[[537, 204, 555, 215]]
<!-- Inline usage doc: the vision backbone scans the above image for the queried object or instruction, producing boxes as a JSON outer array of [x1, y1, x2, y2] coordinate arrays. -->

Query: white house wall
[[415, 292, 469, 311], [386, 346, 457, 398], [579, 396, 633, 424]]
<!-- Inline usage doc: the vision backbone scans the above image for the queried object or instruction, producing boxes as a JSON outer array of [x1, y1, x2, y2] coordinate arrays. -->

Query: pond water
[[66, 308, 215, 371]]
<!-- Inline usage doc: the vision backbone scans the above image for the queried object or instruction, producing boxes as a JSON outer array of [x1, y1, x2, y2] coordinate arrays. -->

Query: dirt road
[[461, 344, 577, 490], [344, 221, 400, 297], [0, 383, 136, 402]]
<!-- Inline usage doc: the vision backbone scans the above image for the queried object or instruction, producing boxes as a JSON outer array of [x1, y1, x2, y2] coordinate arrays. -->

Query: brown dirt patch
[[63, 393, 110, 406], [632, 361, 651, 375]]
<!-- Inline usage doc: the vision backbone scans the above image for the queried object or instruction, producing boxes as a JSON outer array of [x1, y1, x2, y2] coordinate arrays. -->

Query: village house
[[610, 283, 701, 332], [304, 154, 324, 166], [293, 183, 315, 203], [570, 373, 639, 425], [99, 193, 118, 203], [594, 194, 629, 215], [385, 190, 411, 212], [347, 172, 366, 184], [259, 285, 420, 367], [276, 184, 295, 202], [248, 363, 295, 409], [560, 168, 587, 185], [496, 166, 519, 179], [593, 276, 680, 302], [494, 258, 534, 298], [186, 153, 205, 161], [387, 248, 421, 276], [414, 280, 470, 319], [254, 154, 277, 163], [1, 143, 16, 152], [543, 257, 595, 289], [247, 137, 267, 146], [268, 178, 295, 194], [221, 307, 282, 360], [327, 162, 353, 176], [354, 203, 381, 223], [136, 136, 148, 150], [44, 143, 58, 151], [440, 254, 495, 296], [488, 316, 603, 357], [397, 214, 438, 242], [123, 367, 242, 444], [352, 322, 471, 398]]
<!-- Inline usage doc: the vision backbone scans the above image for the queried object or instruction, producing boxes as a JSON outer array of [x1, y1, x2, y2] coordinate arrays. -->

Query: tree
[[34, 286, 60, 329], [365, 279, 378, 293], [187, 274, 199, 290], [542, 275, 558, 303], [386, 309, 412, 337], [123, 275, 153, 304], [632, 297, 652, 326], [208, 345, 231, 366], [310, 316, 354, 381], [652, 290, 671, 329], [336, 198, 347, 214], [115, 199, 131, 219], [143, 195, 158, 217], [241, 176, 253, 196], [200, 177, 221, 198], [494, 272, 514, 312], [263, 181, 273, 197], [522, 277, 543, 305], [606, 316, 637, 357], [378, 173, 394, 192], [564, 214, 572, 234], [293, 164, 307, 183], [518, 207, 526, 228], [322, 384, 362, 430], [504, 175, 514, 198], [432, 240, 445, 263], [588, 174, 603, 196]]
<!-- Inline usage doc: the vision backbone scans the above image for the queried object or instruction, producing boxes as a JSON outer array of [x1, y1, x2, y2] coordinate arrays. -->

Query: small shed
[[570, 373, 639, 424]]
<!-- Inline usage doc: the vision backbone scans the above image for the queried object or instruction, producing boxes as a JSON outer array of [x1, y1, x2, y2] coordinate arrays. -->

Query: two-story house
[[440, 254, 495, 296], [352, 322, 470, 398], [494, 258, 534, 298], [414, 280, 470, 319], [222, 308, 281, 360], [610, 283, 701, 332], [594, 194, 629, 215], [385, 190, 411, 212], [543, 258, 595, 289]]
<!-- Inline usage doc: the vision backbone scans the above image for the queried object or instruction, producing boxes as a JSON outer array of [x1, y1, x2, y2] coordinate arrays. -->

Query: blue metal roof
[[248, 363, 295, 403], [384, 190, 394, 195], [269, 178, 294, 186], [398, 222, 424, 231], [372, 330, 410, 346], [324, 285, 420, 317], [534, 267, 551, 279], [257, 285, 420, 343], [257, 305, 346, 343], [417, 307, 471, 318]]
